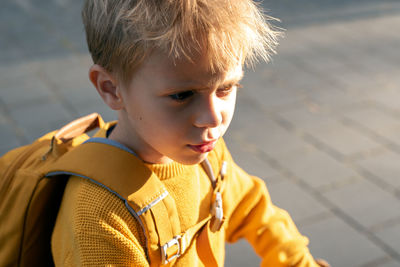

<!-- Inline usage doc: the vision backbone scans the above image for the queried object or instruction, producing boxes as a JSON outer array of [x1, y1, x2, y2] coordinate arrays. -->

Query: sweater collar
[[144, 161, 190, 180], [95, 123, 193, 180]]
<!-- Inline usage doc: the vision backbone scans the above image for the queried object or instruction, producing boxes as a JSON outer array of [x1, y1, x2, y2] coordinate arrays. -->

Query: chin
[[176, 153, 209, 165]]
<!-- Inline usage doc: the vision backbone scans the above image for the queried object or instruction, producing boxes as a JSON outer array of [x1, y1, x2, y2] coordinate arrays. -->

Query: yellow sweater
[[51, 138, 319, 266]]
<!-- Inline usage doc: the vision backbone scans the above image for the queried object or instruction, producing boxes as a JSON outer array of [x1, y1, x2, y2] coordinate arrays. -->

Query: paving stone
[[274, 32, 311, 59], [4, 0, 78, 60], [375, 223, 400, 256], [263, 0, 400, 28], [324, 179, 400, 229], [251, 125, 307, 160], [355, 150, 400, 189], [260, 59, 330, 94], [344, 106, 400, 145], [328, 66, 382, 92], [359, 256, 400, 267], [342, 14, 400, 63], [243, 81, 308, 111], [225, 239, 260, 267], [8, 101, 75, 143], [267, 179, 329, 224], [0, 63, 56, 106], [13, 24, 65, 62], [293, 14, 397, 49], [0, 124, 21, 153], [0, 111, 22, 154], [32, 0, 88, 53], [56, 84, 101, 110], [377, 260, 400, 267], [369, 86, 400, 112], [37, 54, 92, 87], [242, 62, 314, 111], [287, 20, 400, 94], [228, 97, 308, 159], [277, 103, 339, 131], [0, 1, 25, 25], [306, 121, 381, 157], [224, 134, 280, 183], [346, 46, 400, 80], [273, 144, 361, 189], [299, 216, 388, 267], [302, 23, 348, 45], [307, 87, 373, 111], [229, 94, 301, 151], [74, 99, 117, 123], [296, 49, 349, 75], [318, 20, 400, 62], [36, 55, 100, 106]]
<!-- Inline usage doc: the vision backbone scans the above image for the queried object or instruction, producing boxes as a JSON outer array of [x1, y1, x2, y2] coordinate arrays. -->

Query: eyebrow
[[166, 81, 242, 94], [163, 69, 244, 93]]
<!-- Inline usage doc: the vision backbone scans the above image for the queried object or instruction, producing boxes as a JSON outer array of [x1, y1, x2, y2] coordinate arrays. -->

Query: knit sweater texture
[[51, 136, 319, 266]]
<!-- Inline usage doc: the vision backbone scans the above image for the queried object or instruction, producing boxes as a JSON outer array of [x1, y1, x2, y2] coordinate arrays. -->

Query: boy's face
[[113, 51, 243, 164]]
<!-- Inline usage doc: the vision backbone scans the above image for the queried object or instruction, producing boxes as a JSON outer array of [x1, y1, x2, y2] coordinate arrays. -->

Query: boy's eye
[[216, 83, 242, 97], [169, 91, 194, 102]]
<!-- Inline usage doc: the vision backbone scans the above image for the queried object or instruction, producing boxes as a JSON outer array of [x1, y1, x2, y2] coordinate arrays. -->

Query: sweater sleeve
[[51, 176, 149, 266], [220, 143, 319, 267]]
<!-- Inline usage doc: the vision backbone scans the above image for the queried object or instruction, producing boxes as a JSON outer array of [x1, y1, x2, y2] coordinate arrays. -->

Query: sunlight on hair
[[82, 0, 282, 84]]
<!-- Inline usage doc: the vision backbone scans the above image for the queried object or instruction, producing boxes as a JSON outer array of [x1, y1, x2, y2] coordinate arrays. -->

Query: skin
[[89, 50, 243, 165], [89, 51, 330, 267]]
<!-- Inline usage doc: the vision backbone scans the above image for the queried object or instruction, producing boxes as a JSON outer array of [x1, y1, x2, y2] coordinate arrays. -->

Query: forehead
[[139, 50, 243, 88]]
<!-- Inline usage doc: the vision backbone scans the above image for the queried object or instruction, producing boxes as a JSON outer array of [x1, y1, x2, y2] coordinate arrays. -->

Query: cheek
[[223, 93, 237, 125], [144, 107, 189, 137]]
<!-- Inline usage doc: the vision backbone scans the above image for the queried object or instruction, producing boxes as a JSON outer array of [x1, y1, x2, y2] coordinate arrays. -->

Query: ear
[[89, 64, 124, 110]]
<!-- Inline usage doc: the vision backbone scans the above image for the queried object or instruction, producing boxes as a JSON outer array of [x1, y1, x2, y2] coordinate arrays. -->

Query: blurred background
[[1, 0, 400, 266]]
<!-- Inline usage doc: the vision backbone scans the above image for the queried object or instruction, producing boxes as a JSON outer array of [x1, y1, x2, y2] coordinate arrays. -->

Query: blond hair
[[82, 0, 281, 83]]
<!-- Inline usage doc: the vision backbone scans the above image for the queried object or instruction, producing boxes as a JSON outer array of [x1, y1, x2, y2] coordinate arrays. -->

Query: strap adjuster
[[210, 192, 224, 231], [161, 235, 181, 264]]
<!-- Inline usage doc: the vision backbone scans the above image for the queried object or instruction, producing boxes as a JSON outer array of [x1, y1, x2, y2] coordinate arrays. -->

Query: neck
[[108, 120, 173, 164]]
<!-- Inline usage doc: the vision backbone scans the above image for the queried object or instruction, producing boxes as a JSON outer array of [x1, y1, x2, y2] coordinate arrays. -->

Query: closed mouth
[[187, 140, 217, 153]]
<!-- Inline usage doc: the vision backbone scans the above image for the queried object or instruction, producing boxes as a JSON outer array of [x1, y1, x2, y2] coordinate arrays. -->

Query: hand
[[316, 259, 330, 267]]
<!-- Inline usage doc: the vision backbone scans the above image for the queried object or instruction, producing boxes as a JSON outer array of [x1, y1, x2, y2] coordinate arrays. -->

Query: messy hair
[[82, 0, 281, 84]]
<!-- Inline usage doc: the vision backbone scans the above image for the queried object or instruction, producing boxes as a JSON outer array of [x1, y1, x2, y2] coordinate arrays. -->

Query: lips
[[188, 140, 217, 153]]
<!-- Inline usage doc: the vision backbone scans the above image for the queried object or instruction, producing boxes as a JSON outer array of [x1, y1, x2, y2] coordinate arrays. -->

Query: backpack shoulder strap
[[46, 135, 229, 266], [45, 139, 213, 266]]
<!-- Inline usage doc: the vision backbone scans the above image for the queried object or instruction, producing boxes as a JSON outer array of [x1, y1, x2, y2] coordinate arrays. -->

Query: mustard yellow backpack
[[0, 113, 225, 266]]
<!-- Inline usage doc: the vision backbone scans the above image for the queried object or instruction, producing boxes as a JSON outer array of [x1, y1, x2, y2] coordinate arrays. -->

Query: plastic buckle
[[213, 192, 223, 221], [161, 235, 181, 265], [211, 192, 224, 231]]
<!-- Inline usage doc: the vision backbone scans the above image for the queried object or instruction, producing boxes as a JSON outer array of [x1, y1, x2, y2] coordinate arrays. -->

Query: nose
[[193, 95, 222, 129]]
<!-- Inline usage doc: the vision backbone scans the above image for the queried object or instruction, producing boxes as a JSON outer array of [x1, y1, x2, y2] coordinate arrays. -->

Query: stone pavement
[[1, 0, 400, 266]]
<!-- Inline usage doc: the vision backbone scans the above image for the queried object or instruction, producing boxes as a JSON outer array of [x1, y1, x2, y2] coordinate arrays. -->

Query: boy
[[51, 0, 328, 266]]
